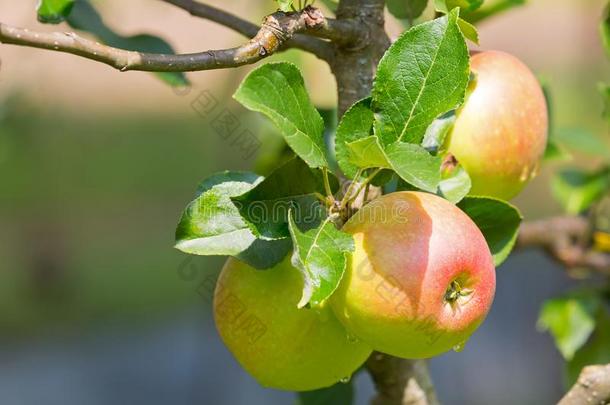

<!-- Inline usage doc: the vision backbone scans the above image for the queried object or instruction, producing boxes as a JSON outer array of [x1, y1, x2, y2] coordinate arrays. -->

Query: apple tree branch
[[558, 364, 610, 405], [0, 5, 366, 72], [517, 216, 610, 275]]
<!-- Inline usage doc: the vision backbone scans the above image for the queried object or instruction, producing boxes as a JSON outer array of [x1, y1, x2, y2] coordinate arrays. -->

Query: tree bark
[[558, 364, 610, 405], [332, 0, 390, 116]]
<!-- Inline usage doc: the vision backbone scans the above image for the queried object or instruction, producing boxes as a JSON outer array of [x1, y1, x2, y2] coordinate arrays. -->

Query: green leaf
[[372, 9, 470, 146], [567, 306, 610, 386], [421, 111, 456, 153], [538, 292, 600, 360], [232, 157, 337, 240], [66, 1, 188, 87], [345, 136, 443, 193], [336, 98, 375, 178], [370, 169, 396, 187], [37, 0, 75, 23], [297, 380, 354, 405], [395, 178, 418, 192], [457, 196, 522, 266], [395, 156, 470, 201], [438, 163, 471, 203], [175, 172, 291, 269], [276, 0, 294, 12], [385, 142, 442, 192], [345, 136, 391, 171], [457, 18, 479, 44], [234, 62, 327, 168], [554, 127, 610, 160], [289, 214, 354, 308], [552, 167, 610, 215], [387, 0, 429, 21]]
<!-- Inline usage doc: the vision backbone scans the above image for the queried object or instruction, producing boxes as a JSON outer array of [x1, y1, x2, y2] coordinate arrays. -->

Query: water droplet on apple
[[452, 341, 466, 352], [519, 165, 531, 182], [346, 332, 360, 344], [530, 161, 540, 179], [340, 375, 352, 384]]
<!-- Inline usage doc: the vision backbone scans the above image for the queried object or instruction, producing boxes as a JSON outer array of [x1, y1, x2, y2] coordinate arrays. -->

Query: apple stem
[[340, 168, 382, 211], [322, 167, 335, 202], [444, 280, 473, 304]]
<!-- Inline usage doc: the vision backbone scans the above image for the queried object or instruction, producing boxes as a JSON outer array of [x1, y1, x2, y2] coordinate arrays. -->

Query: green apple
[[447, 50, 548, 200], [214, 256, 372, 391], [331, 191, 496, 359]]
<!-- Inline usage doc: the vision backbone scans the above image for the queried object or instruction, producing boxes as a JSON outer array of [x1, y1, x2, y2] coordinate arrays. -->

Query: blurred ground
[[0, 0, 609, 404]]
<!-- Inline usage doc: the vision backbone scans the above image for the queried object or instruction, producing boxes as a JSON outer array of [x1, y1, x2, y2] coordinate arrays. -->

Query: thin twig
[[322, 167, 335, 200], [0, 6, 341, 72], [339, 169, 363, 209], [345, 168, 382, 207]]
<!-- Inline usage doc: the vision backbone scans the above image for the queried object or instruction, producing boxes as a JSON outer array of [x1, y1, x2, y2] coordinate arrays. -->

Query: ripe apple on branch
[[196, 11, 537, 394]]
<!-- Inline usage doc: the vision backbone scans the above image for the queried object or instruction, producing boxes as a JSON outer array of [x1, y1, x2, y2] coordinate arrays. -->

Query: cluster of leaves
[[37, 0, 188, 86], [537, 0, 610, 388], [175, 9, 522, 319]]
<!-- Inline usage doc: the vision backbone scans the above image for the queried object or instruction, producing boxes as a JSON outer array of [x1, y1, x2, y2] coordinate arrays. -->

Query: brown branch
[[367, 353, 439, 405], [517, 216, 610, 275], [0, 6, 338, 72], [160, 0, 364, 45], [558, 364, 610, 405]]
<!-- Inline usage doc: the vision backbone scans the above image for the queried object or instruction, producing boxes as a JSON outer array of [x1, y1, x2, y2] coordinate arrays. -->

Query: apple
[[214, 256, 372, 391], [331, 191, 496, 359], [447, 50, 548, 201]]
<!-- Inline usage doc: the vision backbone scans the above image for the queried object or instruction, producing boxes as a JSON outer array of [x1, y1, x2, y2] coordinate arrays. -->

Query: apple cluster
[[213, 51, 547, 391]]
